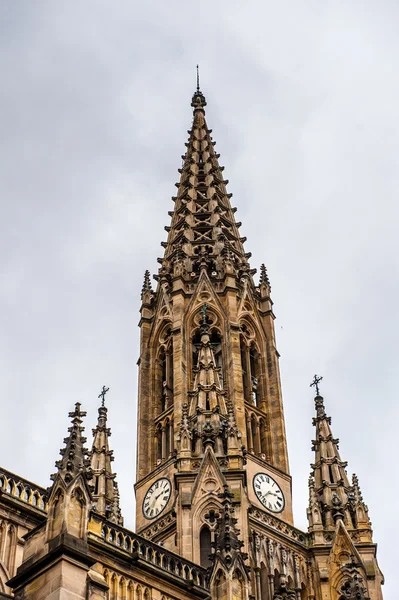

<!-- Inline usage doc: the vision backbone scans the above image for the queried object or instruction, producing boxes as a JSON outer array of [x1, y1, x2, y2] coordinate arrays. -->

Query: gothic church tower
[[134, 84, 384, 600], [136, 83, 291, 594], [0, 82, 384, 600]]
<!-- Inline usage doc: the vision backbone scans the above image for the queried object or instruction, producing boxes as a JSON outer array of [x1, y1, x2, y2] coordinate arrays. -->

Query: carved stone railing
[[0, 467, 47, 512], [92, 517, 209, 592], [249, 505, 309, 546]]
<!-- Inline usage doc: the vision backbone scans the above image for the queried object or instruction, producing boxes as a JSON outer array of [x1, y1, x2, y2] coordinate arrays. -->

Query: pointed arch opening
[[200, 525, 212, 568], [240, 334, 250, 402], [249, 342, 260, 406], [260, 562, 271, 600], [154, 325, 174, 417]]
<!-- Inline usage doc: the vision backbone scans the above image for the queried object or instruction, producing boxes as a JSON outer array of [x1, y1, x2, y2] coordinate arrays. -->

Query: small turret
[[89, 387, 123, 526], [308, 376, 352, 532], [307, 376, 383, 599]]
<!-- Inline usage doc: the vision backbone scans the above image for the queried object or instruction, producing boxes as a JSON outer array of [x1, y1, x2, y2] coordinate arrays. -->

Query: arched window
[[165, 419, 171, 459], [240, 335, 250, 402], [159, 348, 167, 412], [249, 343, 260, 405], [155, 327, 174, 416], [200, 526, 212, 568], [192, 330, 202, 373]]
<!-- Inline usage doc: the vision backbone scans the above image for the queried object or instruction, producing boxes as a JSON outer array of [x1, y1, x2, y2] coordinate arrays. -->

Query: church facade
[[0, 86, 384, 600]]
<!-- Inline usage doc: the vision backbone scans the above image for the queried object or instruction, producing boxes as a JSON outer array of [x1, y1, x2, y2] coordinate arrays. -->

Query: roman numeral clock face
[[253, 473, 285, 513], [142, 478, 171, 520]]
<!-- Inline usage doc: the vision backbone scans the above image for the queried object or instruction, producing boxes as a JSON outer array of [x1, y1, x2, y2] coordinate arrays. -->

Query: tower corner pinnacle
[[50, 402, 93, 490], [89, 387, 124, 526]]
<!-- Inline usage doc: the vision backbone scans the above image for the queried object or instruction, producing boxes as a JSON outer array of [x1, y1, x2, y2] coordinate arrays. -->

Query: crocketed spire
[[51, 402, 93, 487], [307, 379, 372, 540], [155, 86, 254, 284], [90, 397, 123, 526]]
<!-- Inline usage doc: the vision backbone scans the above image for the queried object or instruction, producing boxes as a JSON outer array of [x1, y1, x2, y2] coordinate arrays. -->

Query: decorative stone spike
[[141, 270, 153, 299], [211, 485, 247, 567], [109, 481, 123, 526], [50, 402, 93, 487], [259, 263, 271, 288], [89, 395, 124, 525]]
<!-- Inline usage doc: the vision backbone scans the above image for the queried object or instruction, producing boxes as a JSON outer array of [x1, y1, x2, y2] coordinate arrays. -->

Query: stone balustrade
[[0, 468, 47, 512], [97, 520, 209, 591]]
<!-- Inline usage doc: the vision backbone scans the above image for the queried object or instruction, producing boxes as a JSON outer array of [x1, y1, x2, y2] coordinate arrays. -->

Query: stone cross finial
[[98, 385, 109, 407], [310, 374, 323, 396]]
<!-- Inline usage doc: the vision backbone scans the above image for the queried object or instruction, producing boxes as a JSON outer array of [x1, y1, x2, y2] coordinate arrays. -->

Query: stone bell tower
[[135, 80, 293, 597], [134, 81, 384, 600]]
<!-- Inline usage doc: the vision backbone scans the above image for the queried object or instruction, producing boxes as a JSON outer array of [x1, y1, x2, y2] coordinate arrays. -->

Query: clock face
[[142, 478, 171, 520], [253, 473, 285, 513]]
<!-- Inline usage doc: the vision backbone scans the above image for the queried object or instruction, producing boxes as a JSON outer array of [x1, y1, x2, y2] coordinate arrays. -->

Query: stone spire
[[51, 402, 93, 488], [307, 384, 372, 540], [156, 84, 254, 285], [90, 399, 123, 526]]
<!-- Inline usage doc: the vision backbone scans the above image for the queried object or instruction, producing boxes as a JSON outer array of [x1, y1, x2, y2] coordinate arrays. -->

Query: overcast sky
[[0, 1, 397, 597]]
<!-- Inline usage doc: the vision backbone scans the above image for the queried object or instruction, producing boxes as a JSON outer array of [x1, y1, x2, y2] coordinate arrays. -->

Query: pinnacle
[[352, 473, 364, 502], [141, 270, 153, 299], [211, 484, 247, 566], [157, 85, 252, 285], [51, 402, 93, 487], [259, 263, 270, 288], [90, 394, 124, 525]]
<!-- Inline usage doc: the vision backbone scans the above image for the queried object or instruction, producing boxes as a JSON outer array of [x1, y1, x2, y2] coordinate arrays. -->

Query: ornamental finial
[[310, 374, 323, 396], [98, 385, 109, 408], [191, 66, 207, 110]]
